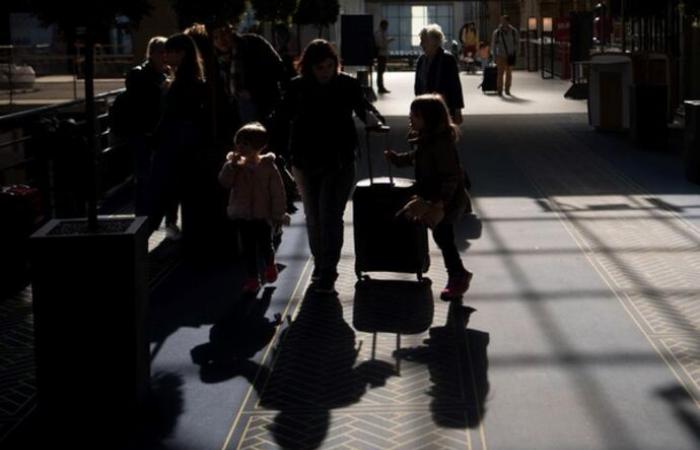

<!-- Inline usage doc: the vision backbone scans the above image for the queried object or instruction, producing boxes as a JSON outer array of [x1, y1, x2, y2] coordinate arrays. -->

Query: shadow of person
[[191, 288, 395, 448], [397, 302, 490, 428], [190, 287, 282, 370], [261, 289, 394, 449], [501, 94, 532, 103]]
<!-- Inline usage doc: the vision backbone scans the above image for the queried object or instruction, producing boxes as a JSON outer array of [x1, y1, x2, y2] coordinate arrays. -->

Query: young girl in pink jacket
[[219, 122, 290, 293]]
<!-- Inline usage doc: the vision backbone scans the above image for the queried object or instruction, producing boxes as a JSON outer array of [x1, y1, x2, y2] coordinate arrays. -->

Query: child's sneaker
[[264, 260, 279, 284], [440, 270, 473, 301], [242, 277, 260, 294]]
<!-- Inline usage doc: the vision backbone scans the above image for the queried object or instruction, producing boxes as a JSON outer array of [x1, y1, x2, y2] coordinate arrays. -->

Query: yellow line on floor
[[220, 257, 313, 450]]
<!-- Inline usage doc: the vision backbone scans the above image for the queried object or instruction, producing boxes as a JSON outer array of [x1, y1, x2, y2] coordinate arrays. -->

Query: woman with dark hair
[[148, 33, 207, 238], [273, 39, 384, 294]]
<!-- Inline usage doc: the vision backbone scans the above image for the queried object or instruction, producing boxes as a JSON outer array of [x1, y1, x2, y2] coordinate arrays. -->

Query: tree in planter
[[294, 0, 340, 39], [251, 0, 297, 29], [29, 0, 152, 230], [168, 0, 246, 29]]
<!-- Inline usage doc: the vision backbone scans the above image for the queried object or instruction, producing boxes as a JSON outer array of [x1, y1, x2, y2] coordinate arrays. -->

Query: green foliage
[[293, 0, 339, 27], [251, 0, 297, 24], [168, 0, 247, 28], [29, 0, 151, 33]]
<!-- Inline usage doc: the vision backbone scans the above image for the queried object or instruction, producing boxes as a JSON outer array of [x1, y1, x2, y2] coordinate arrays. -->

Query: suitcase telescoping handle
[[365, 124, 392, 186]]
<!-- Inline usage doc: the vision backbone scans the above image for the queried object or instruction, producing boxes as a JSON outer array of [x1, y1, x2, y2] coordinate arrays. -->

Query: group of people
[[377, 15, 520, 97], [119, 20, 479, 300]]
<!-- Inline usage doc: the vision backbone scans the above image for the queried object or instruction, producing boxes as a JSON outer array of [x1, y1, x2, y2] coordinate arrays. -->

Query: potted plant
[[27, 1, 152, 444]]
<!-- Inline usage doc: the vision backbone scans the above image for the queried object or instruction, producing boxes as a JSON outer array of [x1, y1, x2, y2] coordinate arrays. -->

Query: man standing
[[374, 19, 394, 94], [490, 15, 519, 96], [414, 24, 464, 124]]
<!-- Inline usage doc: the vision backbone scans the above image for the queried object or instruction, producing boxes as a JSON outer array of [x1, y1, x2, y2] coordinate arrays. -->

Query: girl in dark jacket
[[385, 94, 473, 300], [272, 39, 383, 294], [148, 33, 207, 238]]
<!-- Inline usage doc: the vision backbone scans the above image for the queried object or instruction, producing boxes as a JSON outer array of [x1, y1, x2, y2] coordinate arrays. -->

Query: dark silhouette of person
[[212, 23, 285, 128], [414, 24, 465, 125], [374, 19, 395, 94], [122, 37, 173, 223], [148, 34, 207, 239], [271, 39, 384, 294]]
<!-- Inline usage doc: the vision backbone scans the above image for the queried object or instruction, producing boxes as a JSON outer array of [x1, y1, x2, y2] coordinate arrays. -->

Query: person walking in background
[[218, 122, 289, 294], [272, 39, 384, 294], [414, 24, 464, 125], [374, 19, 394, 94], [384, 94, 473, 300], [490, 15, 519, 96]]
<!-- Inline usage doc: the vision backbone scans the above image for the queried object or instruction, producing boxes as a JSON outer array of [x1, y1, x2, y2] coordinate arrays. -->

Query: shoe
[[264, 259, 279, 284], [242, 277, 260, 294], [165, 223, 182, 241], [378, 88, 391, 94], [440, 270, 473, 301], [505, 89, 511, 95]]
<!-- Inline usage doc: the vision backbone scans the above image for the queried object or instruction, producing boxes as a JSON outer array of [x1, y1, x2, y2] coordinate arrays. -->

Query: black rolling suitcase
[[353, 125, 430, 280], [480, 65, 498, 93]]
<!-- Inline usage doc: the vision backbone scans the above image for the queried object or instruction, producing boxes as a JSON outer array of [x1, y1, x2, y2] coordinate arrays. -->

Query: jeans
[[293, 163, 356, 278], [432, 221, 466, 275]]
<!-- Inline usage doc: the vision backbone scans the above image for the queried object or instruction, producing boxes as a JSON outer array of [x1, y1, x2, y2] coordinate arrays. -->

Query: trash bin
[[684, 100, 700, 183], [588, 53, 633, 131]]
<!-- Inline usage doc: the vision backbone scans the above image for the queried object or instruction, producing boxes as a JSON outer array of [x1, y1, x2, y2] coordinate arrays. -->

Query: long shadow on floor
[[397, 302, 490, 428], [195, 288, 397, 449]]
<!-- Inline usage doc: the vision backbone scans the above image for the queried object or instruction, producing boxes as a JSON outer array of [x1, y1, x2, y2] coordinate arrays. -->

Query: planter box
[[29, 216, 149, 441]]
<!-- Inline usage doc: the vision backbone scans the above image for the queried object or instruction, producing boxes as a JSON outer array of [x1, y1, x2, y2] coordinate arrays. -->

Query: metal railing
[[0, 88, 131, 220]]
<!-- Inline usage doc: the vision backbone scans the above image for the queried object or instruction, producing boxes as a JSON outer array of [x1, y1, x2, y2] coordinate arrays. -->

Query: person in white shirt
[[374, 19, 395, 94], [490, 15, 519, 96]]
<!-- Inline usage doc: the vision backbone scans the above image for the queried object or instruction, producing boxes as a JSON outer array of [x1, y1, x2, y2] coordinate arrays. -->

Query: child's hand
[[226, 151, 243, 164]]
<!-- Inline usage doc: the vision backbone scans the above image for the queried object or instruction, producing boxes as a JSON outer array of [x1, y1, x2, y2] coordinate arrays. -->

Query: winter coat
[[414, 48, 465, 116], [272, 72, 379, 174], [218, 152, 287, 222], [123, 60, 167, 135], [393, 131, 468, 224]]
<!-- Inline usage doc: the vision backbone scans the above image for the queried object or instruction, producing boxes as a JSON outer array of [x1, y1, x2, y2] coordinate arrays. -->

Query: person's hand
[[274, 214, 291, 227], [226, 151, 243, 164], [384, 150, 399, 165]]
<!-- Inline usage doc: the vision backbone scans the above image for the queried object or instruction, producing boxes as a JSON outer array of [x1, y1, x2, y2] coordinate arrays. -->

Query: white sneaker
[[165, 223, 182, 241]]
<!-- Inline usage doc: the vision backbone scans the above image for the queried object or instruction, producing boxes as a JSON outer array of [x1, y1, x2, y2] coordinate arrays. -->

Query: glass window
[[382, 3, 453, 54]]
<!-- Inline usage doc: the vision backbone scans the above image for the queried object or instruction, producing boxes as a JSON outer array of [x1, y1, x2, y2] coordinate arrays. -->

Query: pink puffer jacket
[[218, 152, 287, 222]]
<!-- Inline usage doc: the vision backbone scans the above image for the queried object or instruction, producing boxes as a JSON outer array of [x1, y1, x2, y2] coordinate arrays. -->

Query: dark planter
[[29, 215, 149, 443]]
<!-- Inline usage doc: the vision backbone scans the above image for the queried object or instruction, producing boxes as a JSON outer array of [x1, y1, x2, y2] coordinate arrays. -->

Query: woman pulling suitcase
[[272, 39, 383, 294]]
